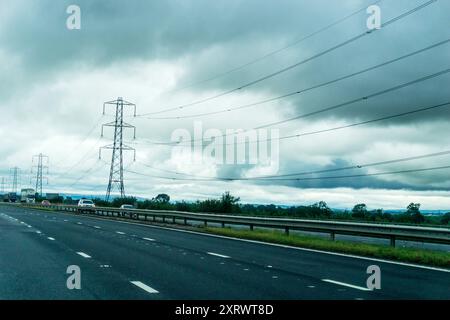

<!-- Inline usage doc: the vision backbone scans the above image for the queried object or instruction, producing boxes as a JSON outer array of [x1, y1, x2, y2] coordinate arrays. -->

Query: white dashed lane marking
[[143, 237, 155, 241], [207, 252, 231, 259], [47, 237, 55, 241], [76, 252, 91, 258], [116, 231, 125, 235], [130, 281, 159, 294], [322, 279, 372, 291]]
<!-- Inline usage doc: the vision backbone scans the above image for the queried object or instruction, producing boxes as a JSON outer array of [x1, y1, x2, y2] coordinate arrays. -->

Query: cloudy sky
[[1, 0, 449, 210]]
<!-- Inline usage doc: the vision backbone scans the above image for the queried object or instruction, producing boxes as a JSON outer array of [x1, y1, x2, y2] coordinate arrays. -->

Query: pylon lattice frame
[[99, 97, 136, 201], [10, 167, 20, 194], [32, 153, 49, 196]]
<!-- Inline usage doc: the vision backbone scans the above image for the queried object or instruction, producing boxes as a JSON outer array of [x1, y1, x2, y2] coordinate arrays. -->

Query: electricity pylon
[[10, 167, 20, 194], [99, 97, 136, 202], [32, 153, 49, 196], [0, 177, 6, 194]]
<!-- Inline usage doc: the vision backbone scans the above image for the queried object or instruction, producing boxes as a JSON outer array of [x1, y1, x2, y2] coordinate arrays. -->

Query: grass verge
[[203, 227, 450, 269]]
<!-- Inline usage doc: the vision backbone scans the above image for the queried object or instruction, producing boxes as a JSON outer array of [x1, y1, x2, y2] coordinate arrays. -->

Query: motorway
[[0, 205, 449, 299]]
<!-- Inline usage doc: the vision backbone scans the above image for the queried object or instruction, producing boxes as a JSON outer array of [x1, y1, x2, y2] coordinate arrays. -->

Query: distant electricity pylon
[[10, 167, 20, 194], [0, 177, 6, 194], [32, 153, 49, 196], [99, 97, 136, 201]]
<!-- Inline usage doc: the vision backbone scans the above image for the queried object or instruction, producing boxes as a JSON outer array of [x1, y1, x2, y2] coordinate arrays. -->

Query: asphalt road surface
[[0, 205, 449, 300]]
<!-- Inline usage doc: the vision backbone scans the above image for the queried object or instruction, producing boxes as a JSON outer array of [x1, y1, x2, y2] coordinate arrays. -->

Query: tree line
[[60, 192, 450, 226]]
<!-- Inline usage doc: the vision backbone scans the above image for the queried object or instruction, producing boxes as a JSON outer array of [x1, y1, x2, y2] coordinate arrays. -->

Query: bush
[[441, 212, 450, 225]]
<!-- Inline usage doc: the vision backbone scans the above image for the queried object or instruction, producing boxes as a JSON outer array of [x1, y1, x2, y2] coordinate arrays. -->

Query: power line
[[136, 161, 217, 179], [51, 137, 102, 180], [68, 160, 103, 188], [257, 150, 450, 179], [132, 69, 450, 146], [254, 68, 450, 130], [140, 39, 450, 120], [132, 149, 450, 181], [124, 164, 450, 182], [260, 165, 450, 182], [154, 0, 383, 97], [137, 0, 437, 117], [131, 101, 450, 148], [52, 115, 104, 168]]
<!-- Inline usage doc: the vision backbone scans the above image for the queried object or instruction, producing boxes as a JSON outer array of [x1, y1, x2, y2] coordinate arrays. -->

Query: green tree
[[311, 201, 332, 218], [352, 203, 368, 219], [370, 208, 384, 221], [406, 203, 425, 224], [154, 194, 170, 203], [220, 192, 240, 213]]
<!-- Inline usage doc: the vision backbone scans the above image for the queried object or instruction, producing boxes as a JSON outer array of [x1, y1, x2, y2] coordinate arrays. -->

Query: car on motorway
[[120, 204, 134, 209], [120, 204, 137, 218], [77, 199, 95, 214], [41, 200, 51, 206]]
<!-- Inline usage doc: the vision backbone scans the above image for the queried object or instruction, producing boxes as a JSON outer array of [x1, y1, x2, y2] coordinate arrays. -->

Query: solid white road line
[[322, 279, 372, 291], [143, 237, 155, 241], [36, 231, 41, 234], [207, 252, 231, 259], [116, 231, 125, 235], [130, 281, 159, 294], [76, 252, 91, 258], [94, 226, 101, 229]]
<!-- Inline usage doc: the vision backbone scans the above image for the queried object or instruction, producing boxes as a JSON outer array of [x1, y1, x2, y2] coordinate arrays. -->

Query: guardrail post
[[285, 227, 289, 235], [153, 215, 156, 222], [330, 231, 335, 241], [390, 236, 396, 247], [172, 216, 175, 224], [250, 224, 254, 231], [204, 220, 207, 227], [184, 218, 187, 225], [221, 222, 225, 228], [162, 216, 165, 223]]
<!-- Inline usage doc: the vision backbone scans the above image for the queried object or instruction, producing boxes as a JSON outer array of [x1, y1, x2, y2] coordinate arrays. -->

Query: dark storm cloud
[[2, 0, 448, 122], [1, 0, 450, 201]]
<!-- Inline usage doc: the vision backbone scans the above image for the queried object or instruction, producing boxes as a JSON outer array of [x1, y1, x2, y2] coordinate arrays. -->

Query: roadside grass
[[203, 227, 450, 268]]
